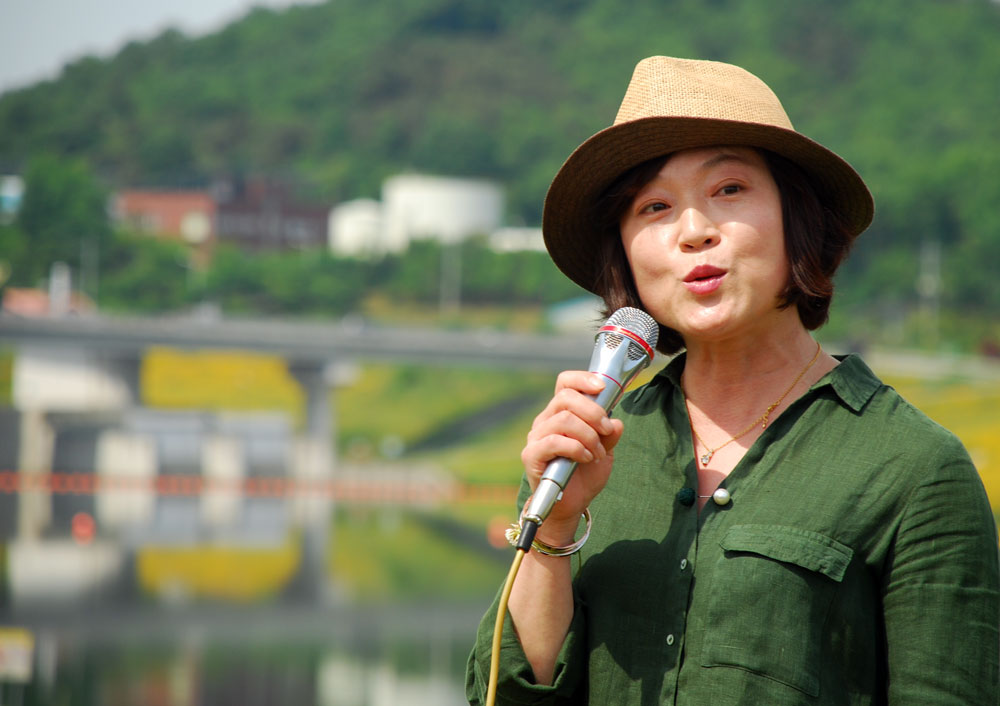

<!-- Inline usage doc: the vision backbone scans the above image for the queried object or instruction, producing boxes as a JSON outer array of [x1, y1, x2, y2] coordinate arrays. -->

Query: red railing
[[0, 470, 517, 505]]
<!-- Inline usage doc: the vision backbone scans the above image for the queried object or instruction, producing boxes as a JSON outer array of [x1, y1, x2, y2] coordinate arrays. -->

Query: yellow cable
[[486, 546, 527, 706]]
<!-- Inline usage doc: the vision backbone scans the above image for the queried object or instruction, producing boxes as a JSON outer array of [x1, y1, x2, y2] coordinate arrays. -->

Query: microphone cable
[[486, 518, 538, 706], [486, 545, 527, 706]]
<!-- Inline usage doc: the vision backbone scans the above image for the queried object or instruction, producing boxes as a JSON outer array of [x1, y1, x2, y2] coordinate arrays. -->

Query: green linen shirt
[[467, 354, 1000, 705]]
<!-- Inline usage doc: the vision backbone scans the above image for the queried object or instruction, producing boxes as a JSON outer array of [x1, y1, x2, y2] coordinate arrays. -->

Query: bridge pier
[[286, 360, 337, 603], [287, 361, 335, 458]]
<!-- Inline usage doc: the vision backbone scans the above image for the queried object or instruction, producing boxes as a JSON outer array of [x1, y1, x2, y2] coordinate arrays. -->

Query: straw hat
[[542, 56, 874, 293]]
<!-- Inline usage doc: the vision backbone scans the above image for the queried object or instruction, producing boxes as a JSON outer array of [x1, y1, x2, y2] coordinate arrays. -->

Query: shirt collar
[[820, 353, 882, 412], [654, 351, 882, 413]]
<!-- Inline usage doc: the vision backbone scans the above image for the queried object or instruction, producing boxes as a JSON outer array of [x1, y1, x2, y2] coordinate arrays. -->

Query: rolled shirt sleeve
[[466, 589, 587, 705]]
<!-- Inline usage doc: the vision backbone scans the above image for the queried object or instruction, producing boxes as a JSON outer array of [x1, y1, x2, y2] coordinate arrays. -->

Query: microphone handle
[[521, 373, 621, 526]]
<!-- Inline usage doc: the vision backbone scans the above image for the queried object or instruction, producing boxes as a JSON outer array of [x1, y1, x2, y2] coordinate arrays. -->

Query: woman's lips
[[683, 265, 726, 295]]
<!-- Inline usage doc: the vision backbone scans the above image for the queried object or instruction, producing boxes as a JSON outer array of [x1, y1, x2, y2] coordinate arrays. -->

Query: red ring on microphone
[[598, 325, 656, 360]]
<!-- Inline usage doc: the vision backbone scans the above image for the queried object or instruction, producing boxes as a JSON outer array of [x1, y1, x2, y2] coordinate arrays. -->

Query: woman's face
[[618, 146, 790, 344]]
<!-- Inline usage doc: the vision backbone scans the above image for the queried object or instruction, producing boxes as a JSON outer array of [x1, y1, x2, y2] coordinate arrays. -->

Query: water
[[2, 601, 481, 706]]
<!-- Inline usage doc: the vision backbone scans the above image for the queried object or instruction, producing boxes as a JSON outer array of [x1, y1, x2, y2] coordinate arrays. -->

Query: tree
[[8, 154, 112, 292], [98, 234, 194, 313]]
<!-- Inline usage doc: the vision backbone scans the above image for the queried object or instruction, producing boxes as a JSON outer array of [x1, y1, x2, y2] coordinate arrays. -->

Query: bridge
[[0, 311, 595, 369], [0, 311, 596, 501], [0, 311, 597, 460]]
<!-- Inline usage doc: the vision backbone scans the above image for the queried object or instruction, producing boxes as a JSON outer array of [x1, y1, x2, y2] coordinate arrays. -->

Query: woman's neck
[[680, 325, 836, 428]]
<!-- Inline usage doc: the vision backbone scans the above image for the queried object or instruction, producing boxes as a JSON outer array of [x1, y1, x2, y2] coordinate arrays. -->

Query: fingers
[[521, 370, 625, 485], [544, 371, 616, 433]]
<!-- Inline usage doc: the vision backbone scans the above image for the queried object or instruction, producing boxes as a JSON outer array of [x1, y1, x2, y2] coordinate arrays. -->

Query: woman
[[466, 56, 999, 705]]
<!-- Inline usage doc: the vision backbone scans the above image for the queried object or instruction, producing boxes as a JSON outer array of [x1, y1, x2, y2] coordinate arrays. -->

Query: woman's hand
[[521, 370, 624, 544]]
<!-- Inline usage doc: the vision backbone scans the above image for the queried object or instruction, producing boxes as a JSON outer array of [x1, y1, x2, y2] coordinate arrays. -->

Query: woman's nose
[[677, 207, 720, 251]]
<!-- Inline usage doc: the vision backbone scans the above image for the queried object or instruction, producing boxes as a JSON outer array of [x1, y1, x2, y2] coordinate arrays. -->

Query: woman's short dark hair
[[592, 148, 855, 355]]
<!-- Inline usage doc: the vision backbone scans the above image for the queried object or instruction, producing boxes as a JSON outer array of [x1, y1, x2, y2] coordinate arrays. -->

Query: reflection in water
[[0, 340, 520, 705], [4, 611, 476, 706]]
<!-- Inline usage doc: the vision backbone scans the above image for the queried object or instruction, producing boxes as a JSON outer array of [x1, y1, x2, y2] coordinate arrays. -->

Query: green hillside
[[2, 0, 999, 321]]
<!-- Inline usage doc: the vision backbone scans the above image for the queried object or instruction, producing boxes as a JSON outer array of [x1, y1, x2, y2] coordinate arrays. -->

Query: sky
[[0, 0, 320, 94]]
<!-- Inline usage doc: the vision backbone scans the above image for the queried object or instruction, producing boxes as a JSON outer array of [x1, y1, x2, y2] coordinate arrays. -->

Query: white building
[[382, 174, 503, 250], [329, 174, 521, 258], [328, 198, 383, 256]]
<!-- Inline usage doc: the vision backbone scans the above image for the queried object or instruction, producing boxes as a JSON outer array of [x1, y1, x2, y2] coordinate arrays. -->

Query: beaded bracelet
[[504, 501, 592, 557]]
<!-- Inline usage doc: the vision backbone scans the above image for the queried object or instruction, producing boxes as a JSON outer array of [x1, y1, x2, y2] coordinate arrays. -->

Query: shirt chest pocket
[[701, 524, 854, 697]]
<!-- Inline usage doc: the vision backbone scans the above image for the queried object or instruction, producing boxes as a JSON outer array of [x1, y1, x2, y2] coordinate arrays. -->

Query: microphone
[[517, 307, 658, 550]]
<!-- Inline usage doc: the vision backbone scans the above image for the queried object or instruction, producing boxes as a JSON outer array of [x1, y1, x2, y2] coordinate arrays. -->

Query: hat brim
[[542, 116, 874, 293]]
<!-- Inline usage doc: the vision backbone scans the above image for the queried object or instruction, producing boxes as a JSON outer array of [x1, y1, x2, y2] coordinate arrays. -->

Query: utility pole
[[917, 240, 941, 348], [439, 240, 461, 315]]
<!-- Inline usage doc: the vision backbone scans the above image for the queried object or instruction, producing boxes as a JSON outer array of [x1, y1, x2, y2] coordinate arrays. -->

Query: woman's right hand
[[521, 370, 624, 544]]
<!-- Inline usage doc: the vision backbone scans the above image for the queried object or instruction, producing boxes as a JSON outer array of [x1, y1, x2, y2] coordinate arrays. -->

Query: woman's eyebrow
[[700, 152, 756, 172]]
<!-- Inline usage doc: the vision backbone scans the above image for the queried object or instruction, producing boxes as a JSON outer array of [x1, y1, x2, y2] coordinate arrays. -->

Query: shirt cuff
[[466, 594, 585, 705]]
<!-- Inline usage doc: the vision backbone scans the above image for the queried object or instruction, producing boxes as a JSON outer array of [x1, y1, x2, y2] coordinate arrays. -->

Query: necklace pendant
[[700, 452, 712, 466]]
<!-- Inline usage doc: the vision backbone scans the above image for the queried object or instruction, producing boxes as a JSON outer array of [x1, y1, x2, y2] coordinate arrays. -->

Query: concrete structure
[[7, 540, 125, 604], [0, 312, 594, 370], [12, 346, 134, 412], [329, 175, 507, 257], [488, 227, 546, 253], [328, 198, 383, 256], [381, 174, 503, 252]]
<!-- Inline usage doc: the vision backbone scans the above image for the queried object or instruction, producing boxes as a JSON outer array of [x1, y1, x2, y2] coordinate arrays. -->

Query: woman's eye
[[641, 202, 669, 213], [719, 184, 742, 196]]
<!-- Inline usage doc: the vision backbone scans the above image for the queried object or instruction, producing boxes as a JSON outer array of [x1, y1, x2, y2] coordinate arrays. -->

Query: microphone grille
[[603, 307, 659, 358]]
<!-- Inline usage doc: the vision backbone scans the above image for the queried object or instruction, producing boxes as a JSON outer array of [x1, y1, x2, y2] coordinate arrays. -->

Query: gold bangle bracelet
[[504, 501, 592, 557]]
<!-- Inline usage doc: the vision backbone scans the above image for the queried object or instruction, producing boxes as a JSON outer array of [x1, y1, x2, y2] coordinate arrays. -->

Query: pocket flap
[[719, 525, 854, 582]]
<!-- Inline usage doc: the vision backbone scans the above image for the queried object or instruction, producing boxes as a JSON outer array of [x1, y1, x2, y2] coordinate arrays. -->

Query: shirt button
[[679, 558, 688, 571], [666, 634, 675, 646]]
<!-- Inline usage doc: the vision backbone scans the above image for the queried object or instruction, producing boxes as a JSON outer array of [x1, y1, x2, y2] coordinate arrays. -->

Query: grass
[[0, 348, 12, 405], [420, 407, 538, 486], [404, 357, 672, 484], [335, 361, 552, 460], [328, 507, 508, 600]]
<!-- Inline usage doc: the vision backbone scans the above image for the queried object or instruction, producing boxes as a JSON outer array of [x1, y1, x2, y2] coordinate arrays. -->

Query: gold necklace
[[685, 341, 822, 467]]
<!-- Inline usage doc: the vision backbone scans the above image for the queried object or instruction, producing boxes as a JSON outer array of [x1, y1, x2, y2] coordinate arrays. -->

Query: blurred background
[[0, 0, 998, 703]]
